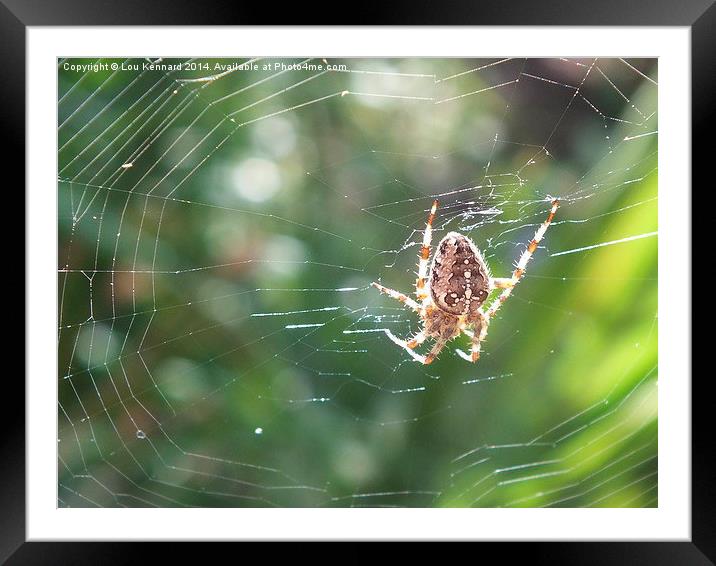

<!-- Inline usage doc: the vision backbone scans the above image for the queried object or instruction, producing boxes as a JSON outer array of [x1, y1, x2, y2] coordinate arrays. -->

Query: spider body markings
[[372, 198, 560, 364]]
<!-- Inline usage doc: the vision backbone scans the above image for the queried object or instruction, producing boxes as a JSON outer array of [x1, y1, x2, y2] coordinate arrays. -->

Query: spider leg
[[382, 329, 432, 364], [371, 282, 421, 311], [468, 315, 489, 362], [416, 199, 438, 302], [485, 199, 559, 319], [423, 338, 447, 365], [491, 277, 515, 289], [406, 330, 428, 349]]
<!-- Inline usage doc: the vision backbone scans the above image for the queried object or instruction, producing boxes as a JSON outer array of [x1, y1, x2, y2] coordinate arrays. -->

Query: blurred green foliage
[[58, 58, 657, 508]]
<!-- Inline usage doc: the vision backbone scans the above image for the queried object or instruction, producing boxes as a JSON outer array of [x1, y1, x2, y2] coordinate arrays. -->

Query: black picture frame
[[9, 0, 708, 561]]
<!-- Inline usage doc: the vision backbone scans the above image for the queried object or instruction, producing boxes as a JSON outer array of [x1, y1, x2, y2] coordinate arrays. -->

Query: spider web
[[57, 57, 658, 508]]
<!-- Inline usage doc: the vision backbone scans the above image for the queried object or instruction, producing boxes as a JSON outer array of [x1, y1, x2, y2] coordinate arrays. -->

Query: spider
[[372, 198, 560, 364]]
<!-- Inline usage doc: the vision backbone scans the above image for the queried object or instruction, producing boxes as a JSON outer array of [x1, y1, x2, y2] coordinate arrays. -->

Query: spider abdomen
[[430, 232, 490, 316]]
